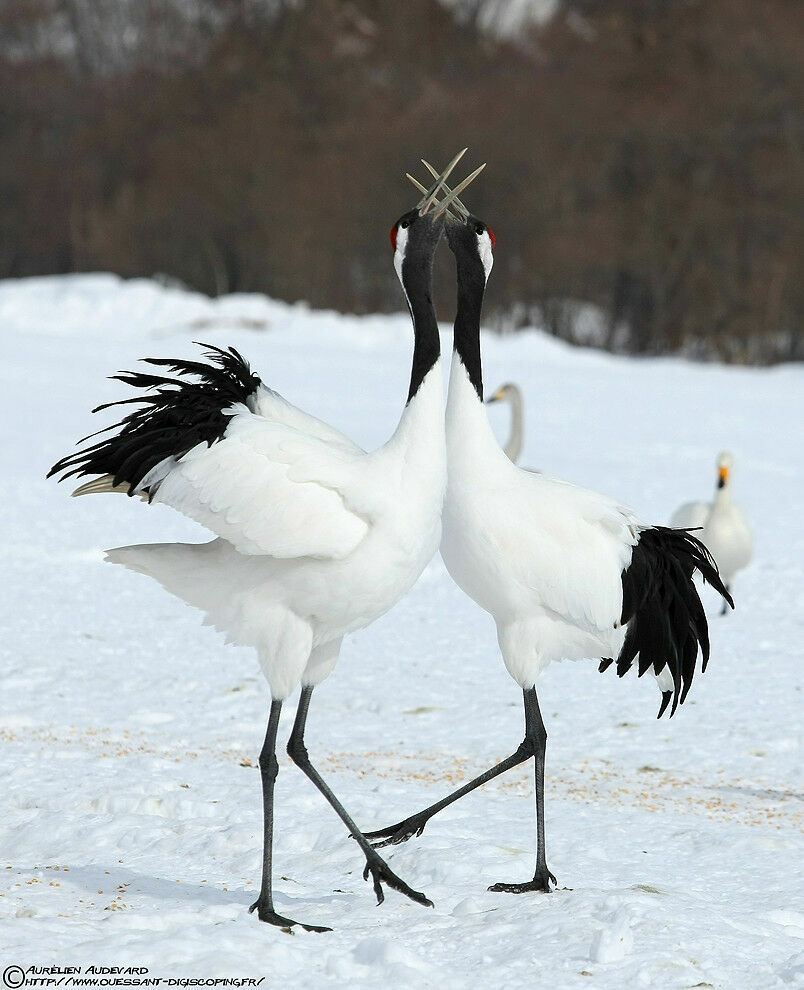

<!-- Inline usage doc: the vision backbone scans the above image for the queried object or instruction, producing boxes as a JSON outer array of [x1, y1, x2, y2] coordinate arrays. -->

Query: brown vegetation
[[1, 0, 801, 361]]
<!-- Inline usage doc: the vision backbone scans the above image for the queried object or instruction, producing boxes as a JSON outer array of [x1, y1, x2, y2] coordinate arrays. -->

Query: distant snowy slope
[[0, 272, 414, 346]]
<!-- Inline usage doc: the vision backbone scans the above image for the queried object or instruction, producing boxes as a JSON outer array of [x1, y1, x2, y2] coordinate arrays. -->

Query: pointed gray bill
[[421, 159, 471, 219], [433, 163, 486, 218], [415, 147, 467, 215], [407, 173, 464, 223]]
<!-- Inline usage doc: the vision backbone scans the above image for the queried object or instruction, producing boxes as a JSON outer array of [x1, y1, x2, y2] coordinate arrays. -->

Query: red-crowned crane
[[48, 152, 483, 931], [367, 170, 732, 894]]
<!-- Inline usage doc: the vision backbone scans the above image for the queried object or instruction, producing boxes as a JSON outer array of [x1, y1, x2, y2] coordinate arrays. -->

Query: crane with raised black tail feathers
[[366, 162, 733, 896], [48, 150, 484, 932]]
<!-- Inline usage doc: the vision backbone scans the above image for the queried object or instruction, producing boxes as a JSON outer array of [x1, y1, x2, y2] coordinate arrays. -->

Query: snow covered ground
[[2, 274, 802, 988]]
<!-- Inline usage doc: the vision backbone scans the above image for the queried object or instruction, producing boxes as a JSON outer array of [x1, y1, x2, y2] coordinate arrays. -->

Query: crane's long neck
[[451, 262, 485, 401], [446, 260, 506, 466], [403, 254, 441, 404], [385, 246, 445, 471]]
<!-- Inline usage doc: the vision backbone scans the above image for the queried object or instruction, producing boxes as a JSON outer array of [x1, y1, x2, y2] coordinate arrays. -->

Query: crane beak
[[434, 164, 486, 219], [718, 466, 729, 488], [486, 388, 505, 404], [408, 171, 460, 220], [420, 158, 471, 220], [407, 154, 486, 220], [414, 147, 467, 216]]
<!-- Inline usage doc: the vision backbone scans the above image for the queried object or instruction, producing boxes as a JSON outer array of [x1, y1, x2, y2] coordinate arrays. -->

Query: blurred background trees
[[0, 0, 801, 361]]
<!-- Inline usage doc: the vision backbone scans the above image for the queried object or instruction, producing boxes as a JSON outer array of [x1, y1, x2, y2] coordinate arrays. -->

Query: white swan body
[[671, 452, 752, 590]]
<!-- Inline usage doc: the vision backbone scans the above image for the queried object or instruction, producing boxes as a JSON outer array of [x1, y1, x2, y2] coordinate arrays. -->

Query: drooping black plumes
[[48, 343, 261, 496], [599, 526, 734, 718]]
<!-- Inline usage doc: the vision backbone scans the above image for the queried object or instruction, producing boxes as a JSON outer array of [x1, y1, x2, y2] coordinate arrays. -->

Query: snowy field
[[2, 274, 802, 988]]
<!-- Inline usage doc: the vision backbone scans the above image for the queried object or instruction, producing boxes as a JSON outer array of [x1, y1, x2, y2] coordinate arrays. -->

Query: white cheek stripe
[[394, 225, 409, 284], [478, 231, 494, 280]]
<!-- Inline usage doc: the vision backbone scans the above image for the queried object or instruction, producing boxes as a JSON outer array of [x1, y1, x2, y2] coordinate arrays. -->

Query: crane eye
[[474, 222, 496, 250], [391, 218, 412, 251]]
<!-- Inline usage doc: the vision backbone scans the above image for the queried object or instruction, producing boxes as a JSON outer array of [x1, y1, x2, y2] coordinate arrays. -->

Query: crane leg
[[488, 687, 556, 893], [720, 584, 730, 616], [248, 699, 331, 931], [366, 688, 556, 891], [287, 686, 433, 910]]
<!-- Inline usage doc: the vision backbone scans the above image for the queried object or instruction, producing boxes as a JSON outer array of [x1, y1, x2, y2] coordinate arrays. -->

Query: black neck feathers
[[402, 251, 441, 404], [452, 261, 486, 401]]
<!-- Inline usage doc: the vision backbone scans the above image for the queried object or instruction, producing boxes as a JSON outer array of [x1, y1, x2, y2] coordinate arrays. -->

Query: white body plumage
[[109, 369, 446, 700], [441, 355, 641, 688]]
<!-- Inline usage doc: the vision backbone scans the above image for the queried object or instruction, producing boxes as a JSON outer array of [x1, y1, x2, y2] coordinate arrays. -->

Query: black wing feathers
[[606, 526, 733, 718], [48, 343, 261, 496]]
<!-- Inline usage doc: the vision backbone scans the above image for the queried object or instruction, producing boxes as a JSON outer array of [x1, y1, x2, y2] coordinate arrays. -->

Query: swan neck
[[504, 389, 523, 462], [714, 482, 732, 508]]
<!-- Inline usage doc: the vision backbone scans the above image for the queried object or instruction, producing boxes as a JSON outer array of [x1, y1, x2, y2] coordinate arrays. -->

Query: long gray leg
[[489, 687, 556, 893], [366, 738, 535, 847], [366, 688, 556, 892], [720, 584, 731, 616], [287, 686, 433, 909], [248, 700, 331, 931]]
